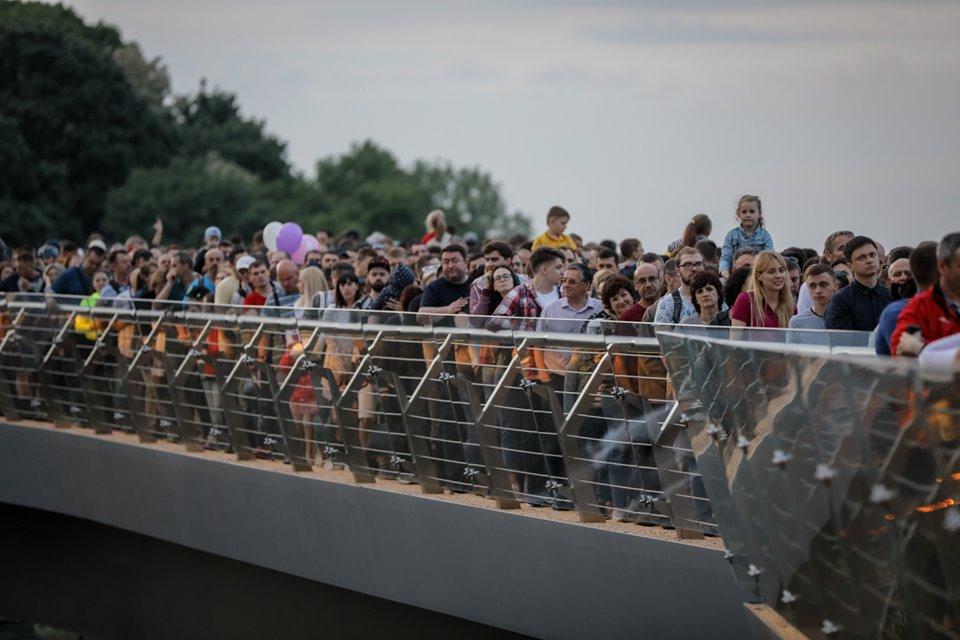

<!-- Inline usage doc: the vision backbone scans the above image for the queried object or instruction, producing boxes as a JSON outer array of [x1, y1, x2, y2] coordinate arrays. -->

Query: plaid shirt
[[485, 283, 543, 332]]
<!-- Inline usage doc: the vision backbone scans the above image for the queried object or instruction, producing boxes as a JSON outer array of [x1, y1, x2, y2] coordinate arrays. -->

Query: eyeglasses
[[679, 261, 704, 270], [493, 274, 513, 282]]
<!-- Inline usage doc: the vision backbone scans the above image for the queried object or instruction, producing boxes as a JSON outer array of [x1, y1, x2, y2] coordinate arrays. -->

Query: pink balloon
[[291, 236, 311, 265], [302, 234, 320, 252], [276, 222, 303, 254]]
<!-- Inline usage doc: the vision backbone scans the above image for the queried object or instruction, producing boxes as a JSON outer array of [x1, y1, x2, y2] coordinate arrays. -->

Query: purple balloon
[[302, 234, 320, 252], [276, 222, 303, 254], [291, 237, 310, 265]]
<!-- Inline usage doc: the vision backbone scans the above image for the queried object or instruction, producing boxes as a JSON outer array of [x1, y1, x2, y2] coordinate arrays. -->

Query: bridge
[[1, 298, 957, 639]]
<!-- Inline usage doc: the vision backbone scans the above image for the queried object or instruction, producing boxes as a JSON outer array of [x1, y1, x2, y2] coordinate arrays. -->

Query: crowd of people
[[2, 197, 958, 358], [2, 198, 958, 517]]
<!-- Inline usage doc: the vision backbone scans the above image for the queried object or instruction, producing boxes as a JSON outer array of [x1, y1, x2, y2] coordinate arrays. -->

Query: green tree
[[112, 41, 172, 110], [103, 154, 293, 244], [172, 83, 291, 182], [309, 140, 530, 240], [0, 2, 176, 244], [411, 161, 531, 239]]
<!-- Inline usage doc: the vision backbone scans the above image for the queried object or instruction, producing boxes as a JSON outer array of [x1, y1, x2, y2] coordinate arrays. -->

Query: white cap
[[235, 255, 256, 271], [87, 239, 107, 252]]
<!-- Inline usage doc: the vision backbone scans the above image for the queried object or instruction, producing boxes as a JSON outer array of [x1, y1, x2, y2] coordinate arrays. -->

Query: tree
[[0, 2, 176, 244], [172, 84, 291, 182], [112, 41, 172, 110], [309, 141, 530, 241], [411, 161, 531, 239]]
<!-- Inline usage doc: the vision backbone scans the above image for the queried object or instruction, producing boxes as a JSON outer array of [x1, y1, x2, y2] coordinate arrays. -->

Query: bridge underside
[[0, 502, 531, 640], [0, 420, 751, 639]]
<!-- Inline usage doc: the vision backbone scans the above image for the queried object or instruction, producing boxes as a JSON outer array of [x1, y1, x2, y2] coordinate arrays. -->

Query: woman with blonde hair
[[592, 268, 616, 297], [730, 251, 794, 328], [295, 266, 330, 319], [420, 209, 450, 247]]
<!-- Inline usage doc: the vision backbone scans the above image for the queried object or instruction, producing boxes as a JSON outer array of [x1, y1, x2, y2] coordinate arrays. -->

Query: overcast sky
[[68, 0, 959, 251]]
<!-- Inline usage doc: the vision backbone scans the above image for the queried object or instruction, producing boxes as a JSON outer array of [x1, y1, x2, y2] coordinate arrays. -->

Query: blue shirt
[[263, 286, 301, 318], [51, 267, 93, 297], [874, 298, 908, 355], [184, 275, 216, 302], [719, 226, 775, 273]]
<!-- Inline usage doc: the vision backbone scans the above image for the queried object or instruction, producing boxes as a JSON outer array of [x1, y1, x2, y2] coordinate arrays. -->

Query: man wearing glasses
[[654, 247, 704, 325], [536, 263, 603, 387]]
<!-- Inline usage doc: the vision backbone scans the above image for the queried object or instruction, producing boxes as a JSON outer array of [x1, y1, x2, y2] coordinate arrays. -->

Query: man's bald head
[[204, 248, 224, 275], [276, 259, 299, 294], [633, 261, 662, 303]]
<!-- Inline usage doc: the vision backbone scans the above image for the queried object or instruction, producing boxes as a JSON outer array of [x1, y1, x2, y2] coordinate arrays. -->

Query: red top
[[619, 303, 649, 323], [243, 290, 267, 307], [279, 350, 315, 405], [731, 291, 785, 328], [890, 284, 960, 355]]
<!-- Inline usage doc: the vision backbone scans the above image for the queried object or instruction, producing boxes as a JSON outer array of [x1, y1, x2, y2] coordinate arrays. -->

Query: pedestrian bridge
[[0, 298, 956, 638]]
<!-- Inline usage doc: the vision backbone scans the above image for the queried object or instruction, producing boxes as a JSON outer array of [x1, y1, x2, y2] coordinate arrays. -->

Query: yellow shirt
[[531, 231, 577, 251]]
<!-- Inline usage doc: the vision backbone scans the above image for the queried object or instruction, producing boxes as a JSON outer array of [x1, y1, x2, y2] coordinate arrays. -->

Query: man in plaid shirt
[[485, 248, 564, 332]]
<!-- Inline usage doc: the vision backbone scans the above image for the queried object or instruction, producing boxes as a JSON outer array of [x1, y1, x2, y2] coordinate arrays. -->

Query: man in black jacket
[[825, 235, 891, 331]]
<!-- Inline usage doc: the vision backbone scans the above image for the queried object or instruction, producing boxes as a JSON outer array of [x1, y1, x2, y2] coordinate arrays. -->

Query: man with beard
[[52, 241, 106, 298], [654, 247, 704, 325], [418, 244, 471, 327], [620, 262, 662, 325], [357, 257, 390, 310], [785, 256, 802, 300]]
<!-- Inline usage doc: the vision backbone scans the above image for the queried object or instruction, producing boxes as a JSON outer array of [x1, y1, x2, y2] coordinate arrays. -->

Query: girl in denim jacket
[[719, 195, 774, 277]]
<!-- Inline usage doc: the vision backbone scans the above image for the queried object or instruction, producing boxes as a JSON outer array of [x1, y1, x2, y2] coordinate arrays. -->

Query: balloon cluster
[[262, 221, 320, 265]]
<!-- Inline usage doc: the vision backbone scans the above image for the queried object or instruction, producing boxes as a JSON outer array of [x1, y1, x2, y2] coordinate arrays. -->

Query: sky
[[66, 0, 959, 252]]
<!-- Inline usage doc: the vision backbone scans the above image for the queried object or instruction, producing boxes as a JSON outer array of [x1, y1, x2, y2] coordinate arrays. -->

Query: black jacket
[[824, 279, 891, 331]]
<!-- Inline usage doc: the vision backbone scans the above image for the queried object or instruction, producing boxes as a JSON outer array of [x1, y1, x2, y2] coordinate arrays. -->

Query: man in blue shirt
[[875, 242, 938, 355], [51, 242, 106, 298], [825, 236, 891, 331]]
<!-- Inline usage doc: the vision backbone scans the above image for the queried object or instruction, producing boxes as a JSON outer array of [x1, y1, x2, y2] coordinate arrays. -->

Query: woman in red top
[[731, 251, 795, 328], [420, 209, 450, 247]]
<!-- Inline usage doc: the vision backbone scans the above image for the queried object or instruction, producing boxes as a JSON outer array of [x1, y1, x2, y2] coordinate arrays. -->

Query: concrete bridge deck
[[0, 419, 751, 639]]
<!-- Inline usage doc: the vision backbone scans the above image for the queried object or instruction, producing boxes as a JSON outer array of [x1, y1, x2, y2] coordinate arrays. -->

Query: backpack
[[671, 289, 683, 324]]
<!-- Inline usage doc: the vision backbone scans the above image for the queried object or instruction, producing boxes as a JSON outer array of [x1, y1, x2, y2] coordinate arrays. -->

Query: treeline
[[0, 1, 530, 246]]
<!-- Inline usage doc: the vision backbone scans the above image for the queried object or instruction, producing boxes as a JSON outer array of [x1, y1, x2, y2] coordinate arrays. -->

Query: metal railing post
[[333, 330, 385, 483], [473, 338, 530, 510], [0, 309, 27, 421]]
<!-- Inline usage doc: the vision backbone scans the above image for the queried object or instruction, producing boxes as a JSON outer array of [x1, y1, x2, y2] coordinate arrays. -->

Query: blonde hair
[[746, 251, 793, 328], [425, 209, 447, 236], [296, 266, 329, 307], [592, 268, 616, 294]]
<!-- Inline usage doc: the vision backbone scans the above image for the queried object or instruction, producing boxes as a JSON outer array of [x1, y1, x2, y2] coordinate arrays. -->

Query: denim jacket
[[719, 226, 775, 272]]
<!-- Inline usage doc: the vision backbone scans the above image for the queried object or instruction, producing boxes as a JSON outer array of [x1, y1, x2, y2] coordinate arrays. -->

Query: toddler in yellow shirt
[[531, 205, 577, 252]]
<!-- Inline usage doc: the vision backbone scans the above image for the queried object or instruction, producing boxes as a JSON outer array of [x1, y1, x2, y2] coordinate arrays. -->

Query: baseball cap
[[204, 226, 222, 242], [236, 255, 255, 271], [38, 243, 60, 260], [87, 239, 107, 252], [367, 257, 390, 272]]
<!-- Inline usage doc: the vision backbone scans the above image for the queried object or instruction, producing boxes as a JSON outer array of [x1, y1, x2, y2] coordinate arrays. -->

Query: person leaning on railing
[[892, 232, 960, 357]]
